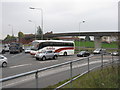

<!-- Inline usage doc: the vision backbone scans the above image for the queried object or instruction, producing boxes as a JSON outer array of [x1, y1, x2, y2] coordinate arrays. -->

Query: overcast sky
[[0, 0, 119, 39]]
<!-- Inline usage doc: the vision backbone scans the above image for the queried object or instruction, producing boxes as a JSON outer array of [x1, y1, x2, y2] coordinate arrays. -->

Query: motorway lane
[[2, 52, 117, 79], [3, 59, 115, 88], [1, 53, 118, 88], [2, 52, 82, 78]]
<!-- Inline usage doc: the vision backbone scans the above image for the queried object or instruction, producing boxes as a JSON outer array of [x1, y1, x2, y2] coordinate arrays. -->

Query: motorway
[[2, 52, 83, 78], [1, 51, 118, 88]]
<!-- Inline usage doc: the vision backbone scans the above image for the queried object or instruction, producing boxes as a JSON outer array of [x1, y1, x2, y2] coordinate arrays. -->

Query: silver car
[[0, 55, 8, 67], [35, 50, 58, 61], [24, 47, 31, 53], [93, 48, 106, 54], [111, 51, 119, 56]]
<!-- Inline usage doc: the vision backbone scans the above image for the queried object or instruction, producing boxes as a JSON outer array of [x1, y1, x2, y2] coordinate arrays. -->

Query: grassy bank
[[46, 65, 119, 88], [63, 65, 119, 88], [75, 41, 118, 49], [75, 41, 118, 53]]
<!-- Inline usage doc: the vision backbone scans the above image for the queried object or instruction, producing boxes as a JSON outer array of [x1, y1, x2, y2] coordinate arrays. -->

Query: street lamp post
[[28, 20, 37, 40], [29, 7, 43, 40], [79, 20, 85, 51], [8, 24, 14, 36]]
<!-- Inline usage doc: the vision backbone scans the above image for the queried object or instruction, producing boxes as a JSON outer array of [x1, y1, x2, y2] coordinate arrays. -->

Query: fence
[[0, 54, 119, 89]]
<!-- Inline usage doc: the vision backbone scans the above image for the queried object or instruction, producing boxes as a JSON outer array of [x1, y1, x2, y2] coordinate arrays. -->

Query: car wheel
[[53, 55, 58, 60], [36, 57, 39, 60], [64, 52, 67, 56], [2, 62, 7, 67], [2, 50, 5, 54], [20, 50, 22, 52], [42, 56, 46, 61]]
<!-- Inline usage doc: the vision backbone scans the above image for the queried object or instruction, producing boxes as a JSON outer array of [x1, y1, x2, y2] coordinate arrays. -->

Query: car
[[0, 49, 5, 54], [35, 50, 59, 61], [77, 51, 90, 57], [3, 44, 9, 52], [111, 51, 119, 56], [24, 47, 31, 53], [0, 55, 8, 67], [9, 42, 23, 54], [93, 48, 106, 54]]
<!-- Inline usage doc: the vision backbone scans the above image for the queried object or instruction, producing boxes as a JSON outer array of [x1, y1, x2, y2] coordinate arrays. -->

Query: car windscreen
[[95, 49, 101, 51], [26, 47, 31, 50], [46, 51, 53, 53]]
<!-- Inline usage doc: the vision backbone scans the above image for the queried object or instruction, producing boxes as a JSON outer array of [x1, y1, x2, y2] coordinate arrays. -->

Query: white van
[[3, 44, 9, 52]]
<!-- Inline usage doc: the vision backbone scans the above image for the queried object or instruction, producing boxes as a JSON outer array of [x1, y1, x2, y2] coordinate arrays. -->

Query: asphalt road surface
[[1, 51, 118, 88]]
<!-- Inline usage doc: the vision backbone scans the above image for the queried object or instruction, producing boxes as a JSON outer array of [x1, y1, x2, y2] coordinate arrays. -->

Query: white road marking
[[2, 75, 35, 88], [9, 64, 31, 69], [38, 60, 58, 63], [11, 53, 23, 58]]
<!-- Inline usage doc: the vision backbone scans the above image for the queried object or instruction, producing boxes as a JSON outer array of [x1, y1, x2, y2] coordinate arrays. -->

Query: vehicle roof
[[32, 40, 74, 43]]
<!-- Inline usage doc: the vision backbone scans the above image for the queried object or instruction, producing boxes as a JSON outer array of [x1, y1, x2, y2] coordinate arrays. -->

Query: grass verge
[[45, 64, 119, 89], [75, 41, 118, 49]]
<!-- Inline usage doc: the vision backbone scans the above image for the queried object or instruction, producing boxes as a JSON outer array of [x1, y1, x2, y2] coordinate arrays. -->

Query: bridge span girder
[[44, 32, 119, 49]]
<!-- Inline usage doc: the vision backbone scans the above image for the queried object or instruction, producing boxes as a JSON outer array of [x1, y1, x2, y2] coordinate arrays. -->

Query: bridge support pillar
[[94, 36, 102, 49]]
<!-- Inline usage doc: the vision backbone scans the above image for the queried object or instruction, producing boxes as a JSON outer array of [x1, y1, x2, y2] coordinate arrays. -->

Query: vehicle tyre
[[20, 50, 22, 52], [36, 57, 39, 60], [42, 56, 46, 61], [64, 52, 67, 56], [2, 50, 5, 54], [2, 62, 7, 67], [53, 55, 58, 60]]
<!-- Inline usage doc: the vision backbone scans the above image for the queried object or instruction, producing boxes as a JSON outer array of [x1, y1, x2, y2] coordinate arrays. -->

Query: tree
[[85, 35, 91, 41], [18, 31, 24, 38], [10, 36, 16, 40], [37, 26, 43, 40], [4, 34, 16, 41], [4, 34, 11, 40]]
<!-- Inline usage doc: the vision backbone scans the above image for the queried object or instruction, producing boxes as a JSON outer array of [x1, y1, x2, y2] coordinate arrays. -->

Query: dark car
[[77, 51, 90, 57], [9, 42, 23, 54]]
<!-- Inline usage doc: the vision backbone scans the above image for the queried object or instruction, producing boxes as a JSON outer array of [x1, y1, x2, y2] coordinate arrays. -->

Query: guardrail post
[[88, 57, 90, 72], [35, 70, 38, 89], [101, 54, 103, 67], [70, 62, 72, 88], [112, 53, 114, 63]]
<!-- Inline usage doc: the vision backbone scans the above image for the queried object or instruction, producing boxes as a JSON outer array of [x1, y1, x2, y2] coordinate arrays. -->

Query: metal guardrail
[[0, 54, 119, 89], [55, 54, 119, 89], [0, 56, 92, 82]]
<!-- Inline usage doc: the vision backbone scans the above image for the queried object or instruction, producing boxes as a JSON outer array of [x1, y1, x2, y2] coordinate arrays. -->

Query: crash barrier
[[55, 54, 119, 89], [0, 54, 119, 89]]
